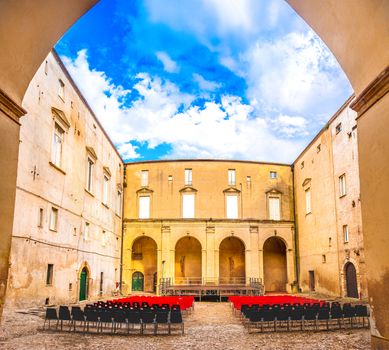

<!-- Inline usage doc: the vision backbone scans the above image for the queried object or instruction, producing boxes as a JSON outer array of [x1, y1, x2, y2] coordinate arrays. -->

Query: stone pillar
[[286, 248, 294, 293], [201, 249, 207, 284], [351, 67, 389, 347], [0, 89, 25, 321], [161, 225, 172, 285], [249, 226, 260, 279], [206, 224, 215, 283], [245, 249, 251, 284]]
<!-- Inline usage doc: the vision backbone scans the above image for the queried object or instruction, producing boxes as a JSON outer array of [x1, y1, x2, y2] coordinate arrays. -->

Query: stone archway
[[263, 237, 287, 292], [219, 236, 245, 284], [131, 236, 157, 292], [345, 262, 358, 298], [175, 236, 202, 284], [0, 1, 388, 346]]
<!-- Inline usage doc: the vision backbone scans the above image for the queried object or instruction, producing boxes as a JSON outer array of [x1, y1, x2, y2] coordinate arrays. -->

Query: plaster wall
[[5, 52, 123, 308]]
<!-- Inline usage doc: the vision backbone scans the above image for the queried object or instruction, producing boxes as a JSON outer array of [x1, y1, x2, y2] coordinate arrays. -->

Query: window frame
[[138, 195, 151, 219], [51, 122, 65, 168], [49, 207, 58, 231], [102, 174, 110, 206], [339, 174, 347, 197], [182, 193, 195, 219], [305, 187, 312, 214], [269, 171, 277, 179], [268, 196, 281, 220], [226, 194, 239, 219], [46, 264, 54, 285], [58, 79, 65, 100], [141, 170, 149, 187], [184, 168, 192, 186], [343, 225, 349, 243], [86, 157, 94, 193], [228, 169, 236, 186]]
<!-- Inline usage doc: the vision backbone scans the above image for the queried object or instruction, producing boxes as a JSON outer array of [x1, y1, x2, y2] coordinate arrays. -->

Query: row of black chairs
[[240, 302, 369, 333], [44, 305, 184, 335]]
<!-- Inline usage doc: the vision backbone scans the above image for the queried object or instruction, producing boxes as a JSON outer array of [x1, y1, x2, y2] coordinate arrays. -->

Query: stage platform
[[159, 278, 264, 301]]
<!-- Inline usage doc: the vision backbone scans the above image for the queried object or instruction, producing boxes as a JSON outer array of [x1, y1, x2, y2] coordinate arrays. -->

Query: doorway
[[132, 271, 144, 292], [345, 262, 358, 298], [79, 267, 88, 301]]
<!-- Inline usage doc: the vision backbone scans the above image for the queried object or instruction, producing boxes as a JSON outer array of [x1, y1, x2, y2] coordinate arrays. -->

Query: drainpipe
[[240, 182, 243, 218], [119, 166, 126, 296], [291, 164, 300, 292]]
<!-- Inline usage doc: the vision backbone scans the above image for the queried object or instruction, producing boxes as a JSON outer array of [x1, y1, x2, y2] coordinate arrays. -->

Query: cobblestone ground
[[0, 303, 370, 350]]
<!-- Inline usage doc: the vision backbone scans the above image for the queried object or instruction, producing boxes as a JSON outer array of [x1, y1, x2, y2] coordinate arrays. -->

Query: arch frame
[[340, 258, 361, 299]]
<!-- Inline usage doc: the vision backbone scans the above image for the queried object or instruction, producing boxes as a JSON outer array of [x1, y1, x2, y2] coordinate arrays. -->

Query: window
[[270, 171, 277, 179], [246, 176, 251, 184], [86, 157, 94, 192], [339, 174, 347, 197], [335, 123, 342, 134], [184, 169, 192, 186], [226, 195, 238, 219], [139, 196, 150, 219], [228, 169, 236, 186], [49, 207, 58, 231], [58, 79, 65, 100], [100, 272, 104, 296], [305, 188, 311, 214], [141, 170, 149, 187], [322, 255, 326, 263], [168, 175, 173, 182], [38, 208, 44, 227], [84, 222, 90, 241], [343, 225, 349, 243], [103, 175, 109, 205], [116, 190, 122, 215], [46, 264, 54, 285], [52, 122, 64, 167], [268, 197, 281, 220], [182, 194, 195, 218], [102, 230, 106, 247]]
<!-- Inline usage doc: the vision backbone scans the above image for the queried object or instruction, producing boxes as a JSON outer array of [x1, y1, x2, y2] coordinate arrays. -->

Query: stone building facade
[[122, 160, 297, 294], [5, 51, 124, 308], [4, 51, 366, 307], [294, 96, 367, 299]]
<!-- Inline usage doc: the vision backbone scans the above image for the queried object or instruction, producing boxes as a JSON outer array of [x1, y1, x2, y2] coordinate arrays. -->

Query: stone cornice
[[351, 66, 389, 118], [0, 88, 26, 124], [123, 218, 294, 225]]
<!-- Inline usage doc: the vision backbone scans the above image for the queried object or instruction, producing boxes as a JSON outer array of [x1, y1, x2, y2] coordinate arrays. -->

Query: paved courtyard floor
[[0, 302, 370, 350]]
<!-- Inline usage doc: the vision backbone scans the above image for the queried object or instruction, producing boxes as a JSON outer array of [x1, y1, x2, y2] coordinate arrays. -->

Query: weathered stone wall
[[5, 51, 123, 308], [294, 97, 367, 298]]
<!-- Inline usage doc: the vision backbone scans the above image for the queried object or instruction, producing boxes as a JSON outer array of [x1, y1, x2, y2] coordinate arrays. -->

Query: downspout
[[291, 164, 301, 292], [119, 165, 126, 296]]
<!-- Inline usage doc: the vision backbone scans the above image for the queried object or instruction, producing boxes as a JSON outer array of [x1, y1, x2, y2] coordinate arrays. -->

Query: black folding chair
[[98, 310, 114, 333], [43, 308, 58, 330], [317, 308, 330, 330], [58, 306, 72, 331], [303, 308, 317, 331], [155, 309, 169, 335], [141, 309, 156, 334], [113, 310, 128, 334], [70, 307, 85, 332], [169, 310, 184, 335], [126, 309, 142, 334], [84, 309, 99, 333]]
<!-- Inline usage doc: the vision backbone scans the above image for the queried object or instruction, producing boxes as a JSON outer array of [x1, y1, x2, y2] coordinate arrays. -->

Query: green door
[[79, 267, 88, 301], [132, 271, 144, 292]]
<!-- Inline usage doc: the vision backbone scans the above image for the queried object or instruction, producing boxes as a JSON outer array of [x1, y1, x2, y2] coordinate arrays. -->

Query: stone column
[[206, 224, 215, 283], [0, 89, 25, 321]]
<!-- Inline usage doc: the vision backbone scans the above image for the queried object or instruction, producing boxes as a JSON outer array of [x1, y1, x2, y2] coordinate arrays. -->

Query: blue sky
[[56, 0, 352, 163]]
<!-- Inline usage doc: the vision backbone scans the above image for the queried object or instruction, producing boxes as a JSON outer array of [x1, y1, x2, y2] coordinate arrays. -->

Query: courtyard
[[0, 302, 370, 350]]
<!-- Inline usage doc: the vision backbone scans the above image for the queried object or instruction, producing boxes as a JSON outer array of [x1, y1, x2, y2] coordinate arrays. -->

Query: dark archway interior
[[131, 236, 157, 292], [263, 237, 287, 292], [175, 236, 202, 284], [219, 237, 245, 284]]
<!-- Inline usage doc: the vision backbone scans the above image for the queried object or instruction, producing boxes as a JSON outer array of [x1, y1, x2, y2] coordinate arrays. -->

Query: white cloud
[[117, 143, 140, 159], [192, 73, 221, 91], [222, 30, 352, 118], [62, 50, 308, 163], [156, 51, 179, 73], [274, 115, 308, 137]]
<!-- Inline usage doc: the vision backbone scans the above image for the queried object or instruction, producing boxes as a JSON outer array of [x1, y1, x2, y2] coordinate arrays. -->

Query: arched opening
[[131, 236, 157, 292], [132, 271, 144, 292], [263, 237, 287, 292], [175, 236, 202, 284], [79, 266, 89, 301], [219, 237, 245, 284], [345, 262, 358, 298]]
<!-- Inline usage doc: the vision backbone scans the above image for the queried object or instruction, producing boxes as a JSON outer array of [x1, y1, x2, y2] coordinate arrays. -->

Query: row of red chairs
[[107, 296, 195, 311], [228, 295, 325, 310]]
